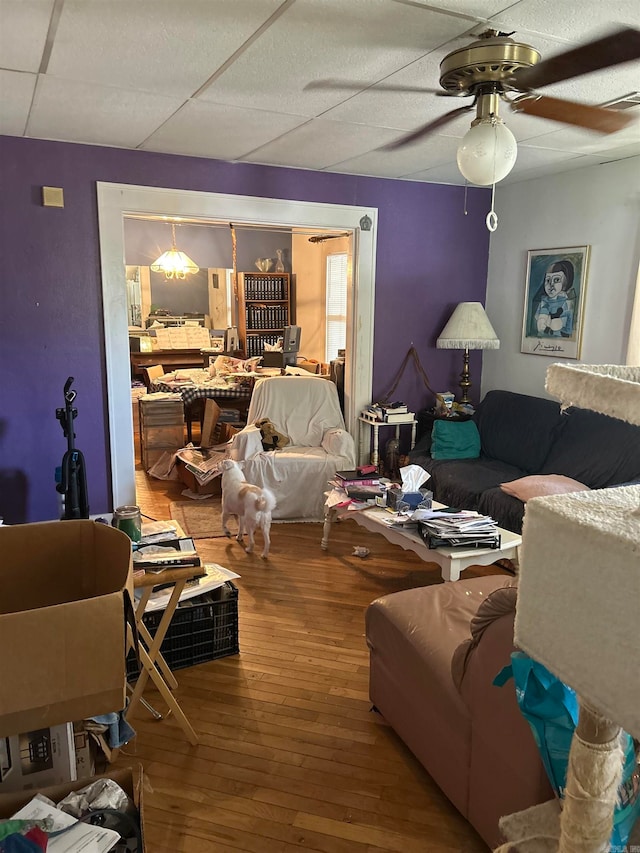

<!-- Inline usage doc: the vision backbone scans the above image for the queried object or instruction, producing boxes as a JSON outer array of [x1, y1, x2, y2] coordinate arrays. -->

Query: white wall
[[482, 156, 640, 399]]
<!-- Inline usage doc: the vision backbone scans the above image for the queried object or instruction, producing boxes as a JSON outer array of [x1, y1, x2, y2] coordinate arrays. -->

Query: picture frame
[[521, 246, 590, 358]]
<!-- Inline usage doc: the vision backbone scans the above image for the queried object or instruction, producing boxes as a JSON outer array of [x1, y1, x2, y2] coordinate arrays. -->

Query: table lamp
[[495, 363, 640, 852], [436, 302, 500, 402]]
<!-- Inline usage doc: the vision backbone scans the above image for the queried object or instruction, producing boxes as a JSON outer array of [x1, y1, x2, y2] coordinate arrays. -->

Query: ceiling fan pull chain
[[463, 181, 469, 216], [485, 178, 498, 232]]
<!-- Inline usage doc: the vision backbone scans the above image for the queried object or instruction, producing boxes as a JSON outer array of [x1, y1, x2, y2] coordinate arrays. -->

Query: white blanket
[[230, 376, 355, 520]]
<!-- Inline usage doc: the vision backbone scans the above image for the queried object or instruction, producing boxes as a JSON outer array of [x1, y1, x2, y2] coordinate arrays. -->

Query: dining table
[[150, 368, 257, 442]]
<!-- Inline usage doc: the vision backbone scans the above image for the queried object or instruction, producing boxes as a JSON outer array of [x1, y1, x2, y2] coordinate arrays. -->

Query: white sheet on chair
[[229, 376, 355, 520]]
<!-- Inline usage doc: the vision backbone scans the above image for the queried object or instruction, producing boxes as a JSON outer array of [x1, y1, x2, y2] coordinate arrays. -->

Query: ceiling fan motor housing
[[439, 35, 541, 96]]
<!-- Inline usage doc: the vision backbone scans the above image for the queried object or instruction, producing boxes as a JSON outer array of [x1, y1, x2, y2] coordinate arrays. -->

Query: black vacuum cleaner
[[56, 376, 89, 519]]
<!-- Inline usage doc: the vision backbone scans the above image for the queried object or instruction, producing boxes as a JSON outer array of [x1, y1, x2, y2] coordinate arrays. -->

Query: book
[[335, 469, 379, 482], [361, 410, 382, 422], [132, 536, 201, 570], [337, 478, 380, 487], [346, 484, 384, 500], [380, 403, 408, 414], [384, 411, 415, 423]]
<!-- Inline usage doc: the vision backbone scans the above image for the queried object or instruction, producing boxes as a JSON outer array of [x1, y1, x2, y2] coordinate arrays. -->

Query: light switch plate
[[42, 186, 64, 207]]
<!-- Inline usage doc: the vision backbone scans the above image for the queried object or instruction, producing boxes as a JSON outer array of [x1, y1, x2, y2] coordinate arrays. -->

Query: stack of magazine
[[418, 509, 500, 549], [132, 535, 202, 571]]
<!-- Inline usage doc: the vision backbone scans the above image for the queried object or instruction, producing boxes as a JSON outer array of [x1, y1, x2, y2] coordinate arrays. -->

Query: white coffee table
[[321, 503, 521, 583]]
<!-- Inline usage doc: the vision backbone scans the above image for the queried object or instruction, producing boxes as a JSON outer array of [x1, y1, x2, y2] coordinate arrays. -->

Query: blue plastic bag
[[494, 651, 640, 849]]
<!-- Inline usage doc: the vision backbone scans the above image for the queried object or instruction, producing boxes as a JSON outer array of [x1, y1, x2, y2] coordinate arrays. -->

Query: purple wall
[[0, 136, 490, 523]]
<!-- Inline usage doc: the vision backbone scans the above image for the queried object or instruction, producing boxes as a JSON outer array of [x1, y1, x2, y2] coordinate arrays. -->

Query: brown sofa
[[366, 576, 553, 849]]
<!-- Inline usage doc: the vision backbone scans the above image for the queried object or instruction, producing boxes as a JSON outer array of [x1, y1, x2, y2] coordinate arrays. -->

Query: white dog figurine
[[220, 459, 276, 558]]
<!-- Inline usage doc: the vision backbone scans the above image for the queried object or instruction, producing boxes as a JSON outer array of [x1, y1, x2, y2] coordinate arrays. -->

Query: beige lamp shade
[[436, 302, 500, 350]]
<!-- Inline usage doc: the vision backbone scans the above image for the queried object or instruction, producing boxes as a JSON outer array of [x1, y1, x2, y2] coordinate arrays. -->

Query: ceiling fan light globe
[[456, 119, 517, 186]]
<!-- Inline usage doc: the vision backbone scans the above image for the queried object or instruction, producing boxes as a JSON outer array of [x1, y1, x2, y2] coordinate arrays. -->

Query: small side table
[[358, 415, 417, 468]]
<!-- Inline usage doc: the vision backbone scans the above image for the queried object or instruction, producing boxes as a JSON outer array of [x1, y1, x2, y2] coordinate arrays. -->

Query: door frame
[[97, 182, 377, 509]]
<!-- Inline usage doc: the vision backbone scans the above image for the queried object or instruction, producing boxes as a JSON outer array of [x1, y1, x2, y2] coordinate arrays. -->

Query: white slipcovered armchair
[[229, 375, 356, 520]]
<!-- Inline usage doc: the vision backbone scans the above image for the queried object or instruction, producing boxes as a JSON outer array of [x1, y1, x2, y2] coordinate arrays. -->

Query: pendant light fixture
[[455, 92, 517, 232], [150, 222, 199, 280]]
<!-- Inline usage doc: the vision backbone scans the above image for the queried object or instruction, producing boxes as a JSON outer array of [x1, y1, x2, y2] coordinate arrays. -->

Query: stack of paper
[[140, 563, 241, 612], [132, 536, 201, 570], [10, 794, 121, 852], [417, 509, 500, 549]]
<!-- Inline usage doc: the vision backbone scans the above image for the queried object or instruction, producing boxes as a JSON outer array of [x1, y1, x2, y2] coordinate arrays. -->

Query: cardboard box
[[176, 457, 222, 496], [0, 723, 76, 792], [73, 721, 95, 780], [0, 765, 145, 851], [0, 520, 133, 736]]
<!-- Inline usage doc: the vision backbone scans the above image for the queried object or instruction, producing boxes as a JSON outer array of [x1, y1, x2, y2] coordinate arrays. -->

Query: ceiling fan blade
[[514, 27, 640, 90], [305, 79, 451, 95], [383, 105, 474, 150], [512, 95, 634, 133]]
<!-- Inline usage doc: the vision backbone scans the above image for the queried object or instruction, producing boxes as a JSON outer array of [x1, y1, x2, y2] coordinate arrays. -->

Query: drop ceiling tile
[[0, 0, 54, 73], [329, 132, 460, 178], [519, 116, 640, 153], [142, 99, 308, 160], [197, 0, 475, 116], [242, 118, 401, 169], [404, 161, 467, 184], [531, 63, 640, 105], [0, 70, 37, 135], [27, 76, 184, 147], [47, 0, 284, 99], [489, 0, 640, 43], [502, 153, 607, 184], [322, 45, 474, 133], [594, 142, 640, 160], [402, 0, 517, 17], [509, 143, 583, 171]]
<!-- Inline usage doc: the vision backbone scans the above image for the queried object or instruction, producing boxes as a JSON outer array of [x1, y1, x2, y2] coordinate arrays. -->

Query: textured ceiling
[[1, 0, 638, 185]]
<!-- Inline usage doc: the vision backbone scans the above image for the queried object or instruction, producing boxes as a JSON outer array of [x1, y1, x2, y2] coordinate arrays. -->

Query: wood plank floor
[[117, 452, 508, 851]]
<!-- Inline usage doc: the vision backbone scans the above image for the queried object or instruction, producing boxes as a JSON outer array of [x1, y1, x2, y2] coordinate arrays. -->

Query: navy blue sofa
[[409, 389, 640, 533]]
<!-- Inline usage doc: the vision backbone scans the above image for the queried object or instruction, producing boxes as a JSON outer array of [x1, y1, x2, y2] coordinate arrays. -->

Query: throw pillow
[[500, 474, 590, 502], [321, 428, 353, 457], [430, 419, 481, 460]]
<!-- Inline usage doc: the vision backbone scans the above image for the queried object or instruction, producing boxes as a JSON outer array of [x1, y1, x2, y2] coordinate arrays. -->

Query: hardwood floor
[[117, 457, 507, 851]]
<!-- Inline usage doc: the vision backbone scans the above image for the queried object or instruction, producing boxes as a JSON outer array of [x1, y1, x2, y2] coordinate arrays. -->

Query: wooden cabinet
[[236, 273, 292, 358], [138, 395, 185, 471], [129, 348, 205, 380]]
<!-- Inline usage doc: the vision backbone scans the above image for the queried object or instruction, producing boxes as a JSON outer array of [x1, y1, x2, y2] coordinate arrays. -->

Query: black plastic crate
[[127, 581, 239, 680]]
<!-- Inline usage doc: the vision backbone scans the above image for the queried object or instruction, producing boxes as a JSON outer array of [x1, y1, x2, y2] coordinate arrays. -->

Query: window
[[325, 252, 347, 362]]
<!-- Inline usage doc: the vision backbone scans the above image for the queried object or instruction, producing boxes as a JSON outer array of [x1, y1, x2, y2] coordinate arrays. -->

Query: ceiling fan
[[307, 27, 640, 186]]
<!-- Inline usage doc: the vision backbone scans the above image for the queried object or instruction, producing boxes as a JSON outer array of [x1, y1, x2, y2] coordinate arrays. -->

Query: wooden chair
[[141, 364, 164, 388]]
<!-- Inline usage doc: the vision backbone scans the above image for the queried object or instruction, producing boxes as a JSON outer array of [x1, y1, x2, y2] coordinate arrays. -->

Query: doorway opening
[[97, 183, 377, 510]]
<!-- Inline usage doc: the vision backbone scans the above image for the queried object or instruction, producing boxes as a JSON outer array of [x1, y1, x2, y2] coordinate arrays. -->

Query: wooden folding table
[[126, 563, 206, 745]]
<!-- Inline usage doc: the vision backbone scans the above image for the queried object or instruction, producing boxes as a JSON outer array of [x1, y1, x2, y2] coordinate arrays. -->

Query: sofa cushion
[[475, 390, 565, 473], [431, 419, 481, 460], [540, 407, 640, 488], [419, 457, 526, 510], [500, 474, 590, 502], [477, 487, 528, 533]]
